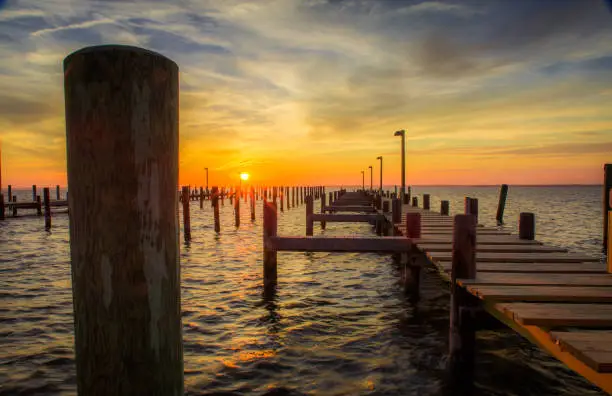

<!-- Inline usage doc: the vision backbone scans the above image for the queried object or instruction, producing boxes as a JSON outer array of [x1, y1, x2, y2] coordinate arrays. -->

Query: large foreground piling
[[263, 200, 278, 286], [64, 45, 183, 395], [604, 164, 611, 252], [448, 214, 477, 392], [496, 184, 508, 225], [182, 186, 191, 241], [43, 188, 51, 228]]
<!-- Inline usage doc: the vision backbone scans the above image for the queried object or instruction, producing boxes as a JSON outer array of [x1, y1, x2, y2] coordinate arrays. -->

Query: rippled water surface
[[0, 185, 607, 395]]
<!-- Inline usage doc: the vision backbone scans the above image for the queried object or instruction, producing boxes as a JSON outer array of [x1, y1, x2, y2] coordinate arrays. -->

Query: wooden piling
[[7, 185, 11, 202], [212, 186, 220, 233], [12, 196, 17, 216], [412, 196, 418, 207], [182, 186, 191, 241], [32, 185, 37, 202], [43, 188, 51, 229], [604, 164, 611, 252], [250, 187, 255, 221], [441, 200, 449, 216], [496, 184, 508, 225], [469, 198, 478, 224], [56, 185, 61, 200], [423, 193, 430, 210], [320, 193, 326, 230], [382, 200, 390, 213], [64, 45, 182, 395], [263, 200, 278, 286], [306, 195, 314, 236], [0, 193, 4, 220], [199, 187, 204, 209], [519, 212, 535, 240], [406, 213, 421, 238], [448, 214, 477, 391], [286, 186, 290, 209], [235, 187, 241, 227], [392, 198, 401, 224], [608, 208, 611, 273], [36, 195, 42, 216]]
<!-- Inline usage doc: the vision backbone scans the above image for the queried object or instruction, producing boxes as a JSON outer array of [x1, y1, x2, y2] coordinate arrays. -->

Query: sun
[[240, 172, 250, 181]]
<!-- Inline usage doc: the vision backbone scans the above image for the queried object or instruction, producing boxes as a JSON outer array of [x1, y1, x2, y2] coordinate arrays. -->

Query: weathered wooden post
[[604, 164, 611, 252], [235, 187, 241, 227], [519, 212, 535, 240], [441, 200, 450, 216], [43, 187, 51, 228], [412, 196, 418, 207], [64, 45, 182, 395], [0, 193, 4, 220], [423, 193, 430, 210], [56, 185, 61, 200], [469, 198, 478, 224], [182, 186, 191, 241], [496, 184, 508, 225], [36, 195, 42, 216], [263, 200, 278, 286], [448, 214, 477, 392], [280, 187, 284, 212], [406, 213, 421, 239], [306, 195, 314, 236], [382, 200, 390, 213], [221, 188, 225, 206], [320, 192, 326, 230], [212, 186, 220, 233], [250, 187, 256, 221], [392, 198, 401, 224], [199, 187, 204, 209], [32, 185, 37, 202], [12, 196, 17, 216], [464, 197, 471, 214], [7, 185, 11, 202]]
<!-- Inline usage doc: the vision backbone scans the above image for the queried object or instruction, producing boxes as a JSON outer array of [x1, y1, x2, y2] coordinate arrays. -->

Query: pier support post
[[263, 200, 278, 286], [382, 200, 389, 213], [464, 197, 471, 214], [392, 198, 401, 224], [235, 187, 241, 227], [423, 194, 430, 210], [43, 188, 51, 228], [441, 200, 449, 216], [412, 196, 418, 207], [604, 164, 611, 252], [212, 186, 220, 233], [12, 196, 17, 216], [519, 212, 535, 240], [64, 45, 182, 395], [56, 185, 61, 200], [406, 213, 421, 239], [0, 194, 4, 220], [608, 208, 611, 273], [250, 187, 256, 221], [306, 195, 313, 236], [280, 187, 284, 212], [199, 187, 204, 209], [36, 195, 42, 216], [32, 185, 37, 202], [7, 185, 11, 202], [448, 214, 477, 393], [182, 186, 191, 241], [469, 198, 478, 224], [496, 184, 508, 225], [320, 193, 326, 230]]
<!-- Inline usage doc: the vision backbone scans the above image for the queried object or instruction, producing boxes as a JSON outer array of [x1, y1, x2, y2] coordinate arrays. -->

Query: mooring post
[[320, 193, 326, 230], [382, 200, 390, 213], [469, 198, 478, 224], [406, 212, 421, 239], [464, 197, 471, 214], [56, 185, 61, 200], [199, 187, 204, 209], [12, 196, 17, 216], [280, 187, 284, 212], [64, 45, 182, 395], [496, 184, 508, 225], [392, 198, 401, 224], [412, 196, 418, 207], [306, 195, 314, 236], [212, 186, 220, 233], [182, 186, 191, 241], [263, 200, 278, 286], [7, 185, 11, 202], [43, 187, 51, 229], [250, 187, 256, 221], [519, 212, 535, 240], [423, 194, 430, 210], [286, 186, 290, 209], [36, 195, 42, 216], [235, 187, 241, 227], [604, 164, 611, 252], [441, 200, 450, 216], [32, 185, 37, 202], [0, 193, 4, 220], [448, 214, 477, 392]]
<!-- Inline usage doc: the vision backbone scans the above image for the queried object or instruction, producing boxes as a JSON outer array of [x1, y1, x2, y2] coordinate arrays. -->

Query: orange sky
[[1, 1, 611, 188]]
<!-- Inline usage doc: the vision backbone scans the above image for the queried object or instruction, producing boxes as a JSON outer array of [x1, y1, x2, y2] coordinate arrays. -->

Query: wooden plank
[[268, 236, 411, 253], [412, 236, 542, 245], [458, 272, 612, 287], [550, 331, 612, 373], [437, 261, 606, 274], [466, 285, 612, 302], [419, 243, 566, 253], [5, 202, 39, 209], [324, 206, 376, 212], [311, 213, 382, 222], [497, 302, 612, 327], [428, 251, 599, 263], [49, 200, 68, 207]]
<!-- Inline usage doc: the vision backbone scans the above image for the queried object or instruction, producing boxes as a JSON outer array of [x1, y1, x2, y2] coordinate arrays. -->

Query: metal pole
[[361, 171, 365, 191], [377, 156, 383, 194], [205, 167, 208, 190], [369, 165, 373, 191], [394, 129, 406, 202]]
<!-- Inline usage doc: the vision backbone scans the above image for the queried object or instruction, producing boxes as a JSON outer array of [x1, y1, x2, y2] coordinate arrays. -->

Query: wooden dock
[[393, 201, 612, 394]]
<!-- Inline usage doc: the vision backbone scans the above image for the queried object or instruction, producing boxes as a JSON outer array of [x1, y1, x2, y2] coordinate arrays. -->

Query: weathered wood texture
[[497, 302, 612, 327], [458, 273, 612, 287], [263, 201, 277, 285], [269, 236, 412, 252], [437, 261, 605, 274], [466, 285, 612, 303], [64, 45, 183, 396], [551, 331, 612, 373], [496, 184, 508, 225]]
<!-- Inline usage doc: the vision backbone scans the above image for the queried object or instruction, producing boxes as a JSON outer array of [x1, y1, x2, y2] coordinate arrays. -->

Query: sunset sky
[[0, 0, 611, 187]]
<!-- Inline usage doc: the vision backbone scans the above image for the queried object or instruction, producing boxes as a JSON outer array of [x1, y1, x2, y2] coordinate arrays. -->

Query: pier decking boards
[[398, 204, 612, 393]]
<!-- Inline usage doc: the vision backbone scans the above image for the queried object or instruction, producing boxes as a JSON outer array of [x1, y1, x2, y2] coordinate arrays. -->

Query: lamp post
[[368, 165, 373, 192], [361, 170, 365, 191], [376, 156, 383, 194], [394, 129, 406, 203], [204, 167, 209, 190]]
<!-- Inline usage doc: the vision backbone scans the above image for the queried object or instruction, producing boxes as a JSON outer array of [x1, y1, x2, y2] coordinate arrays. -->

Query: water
[[0, 185, 607, 395]]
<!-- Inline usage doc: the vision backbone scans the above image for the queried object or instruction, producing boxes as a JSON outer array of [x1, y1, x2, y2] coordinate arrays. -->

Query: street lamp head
[[376, 156, 382, 160], [368, 165, 372, 169], [394, 129, 405, 137]]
